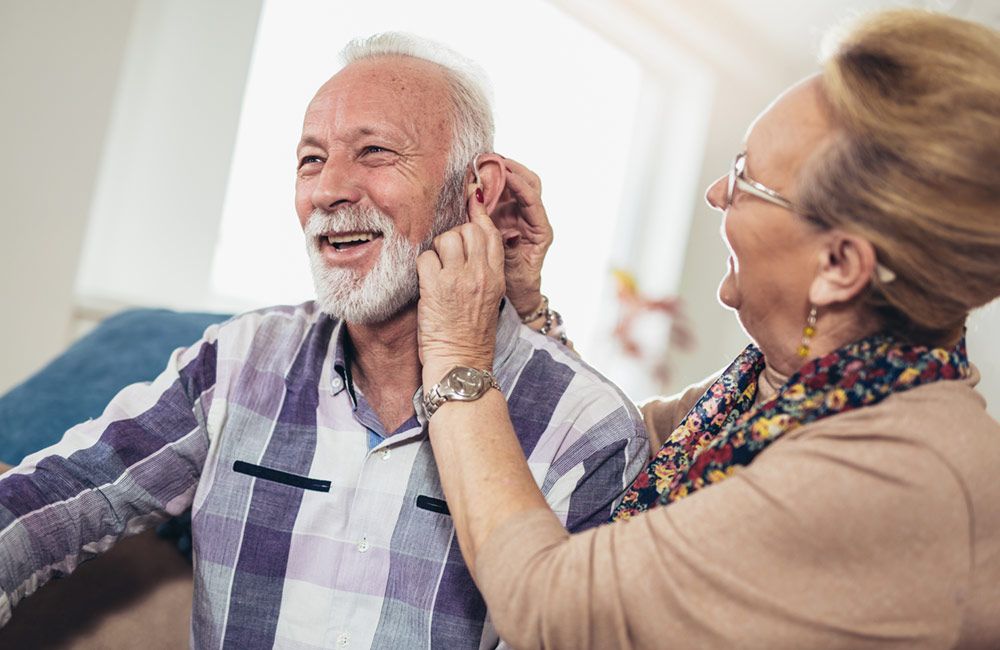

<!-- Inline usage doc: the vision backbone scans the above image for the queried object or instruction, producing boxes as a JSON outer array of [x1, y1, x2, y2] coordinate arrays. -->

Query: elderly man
[[0, 33, 647, 648]]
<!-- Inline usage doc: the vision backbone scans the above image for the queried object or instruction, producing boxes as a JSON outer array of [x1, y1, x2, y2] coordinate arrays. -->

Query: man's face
[[295, 56, 462, 323]]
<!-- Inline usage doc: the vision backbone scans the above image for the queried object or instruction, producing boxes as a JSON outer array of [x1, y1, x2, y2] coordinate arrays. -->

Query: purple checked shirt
[[0, 301, 647, 649]]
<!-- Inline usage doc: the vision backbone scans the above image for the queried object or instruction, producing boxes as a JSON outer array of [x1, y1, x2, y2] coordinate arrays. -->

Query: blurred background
[[1, 0, 997, 416]]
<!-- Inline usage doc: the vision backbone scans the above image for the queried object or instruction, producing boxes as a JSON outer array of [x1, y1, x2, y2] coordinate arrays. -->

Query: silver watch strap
[[423, 384, 448, 419], [423, 370, 499, 419]]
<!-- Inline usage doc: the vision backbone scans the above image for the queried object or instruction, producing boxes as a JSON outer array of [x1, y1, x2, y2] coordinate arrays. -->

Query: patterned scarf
[[612, 333, 969, 521]]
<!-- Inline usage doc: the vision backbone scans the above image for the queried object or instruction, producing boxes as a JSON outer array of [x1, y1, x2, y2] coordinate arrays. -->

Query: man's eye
[[298, 155, 323, 168], [362, 145, 390, 155]]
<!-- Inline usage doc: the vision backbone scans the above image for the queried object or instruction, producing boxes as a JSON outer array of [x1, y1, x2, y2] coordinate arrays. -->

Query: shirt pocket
[[414, 494, 450, 516], [232, 460, 331, 492]]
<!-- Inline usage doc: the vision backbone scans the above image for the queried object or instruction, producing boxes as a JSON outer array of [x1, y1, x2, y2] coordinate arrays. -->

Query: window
[[211, 0, 645, 356]]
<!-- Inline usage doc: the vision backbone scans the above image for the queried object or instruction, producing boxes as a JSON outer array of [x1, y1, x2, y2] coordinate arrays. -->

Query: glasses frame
[[725, 151, 794, 211], [723, 151, 897, 283]]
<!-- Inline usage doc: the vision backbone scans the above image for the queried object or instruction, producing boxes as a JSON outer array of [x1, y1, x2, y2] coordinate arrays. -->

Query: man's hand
[[492, 157, 553, 319], [417, 188, 506, 387]]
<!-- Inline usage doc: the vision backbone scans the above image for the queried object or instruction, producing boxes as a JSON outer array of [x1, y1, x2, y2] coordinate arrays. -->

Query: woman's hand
[[417, 187, 550, 576], [417, 188, 506, 386], [492, 157, 553, 319]]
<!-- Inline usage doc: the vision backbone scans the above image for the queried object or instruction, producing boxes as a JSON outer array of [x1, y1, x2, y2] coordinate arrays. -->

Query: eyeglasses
[[723, 151, 896, 283], [725, 151, 794, 211]]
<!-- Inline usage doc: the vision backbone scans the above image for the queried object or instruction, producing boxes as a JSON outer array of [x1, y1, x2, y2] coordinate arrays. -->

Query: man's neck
[[345, 305, 422, 434]]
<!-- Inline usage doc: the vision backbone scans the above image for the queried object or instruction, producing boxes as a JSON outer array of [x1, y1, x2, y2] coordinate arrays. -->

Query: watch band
[[423, 384, 449, 419], [423, 368, 500, 419]]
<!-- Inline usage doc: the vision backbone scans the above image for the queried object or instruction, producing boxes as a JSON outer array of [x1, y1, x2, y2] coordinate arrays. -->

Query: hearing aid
[[467, 154, 485, 209], [471, 153, 483, 187]]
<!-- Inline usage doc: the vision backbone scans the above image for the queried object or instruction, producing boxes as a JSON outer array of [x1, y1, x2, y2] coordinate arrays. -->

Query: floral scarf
[[612, 333, 969, 521]]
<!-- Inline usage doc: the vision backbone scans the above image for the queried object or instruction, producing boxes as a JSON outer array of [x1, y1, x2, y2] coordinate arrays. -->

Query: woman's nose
[[705, 174, 727, 211]]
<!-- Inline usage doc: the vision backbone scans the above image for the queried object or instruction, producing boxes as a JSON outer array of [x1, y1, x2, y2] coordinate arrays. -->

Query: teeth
[[326, 232, 376, 245]]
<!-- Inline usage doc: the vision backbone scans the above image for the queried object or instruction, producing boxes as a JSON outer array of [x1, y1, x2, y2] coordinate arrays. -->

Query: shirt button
[[331, 377, 343, 391], [336, 632, 350, 647], [380, 448, 391, 460], [356, 537, 369, 553]]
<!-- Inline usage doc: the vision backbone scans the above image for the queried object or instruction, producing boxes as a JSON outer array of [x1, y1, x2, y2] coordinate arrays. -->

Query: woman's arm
[[472, 424, 970, 650], [416, 186, 555, 569], [424, 392, 551, 568], [417, 196, 968, 648]]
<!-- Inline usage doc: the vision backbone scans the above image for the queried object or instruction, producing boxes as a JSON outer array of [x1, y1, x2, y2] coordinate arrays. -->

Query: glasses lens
[[726, 154, 742, 208]]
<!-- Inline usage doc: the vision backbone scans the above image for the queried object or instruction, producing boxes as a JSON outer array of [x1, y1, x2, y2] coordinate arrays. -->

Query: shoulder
[[207, 301, 331, 352], [213, 301, 326, 337], [792, 373, 1000, 499], [519, 326, 642, 421], [501, 326, 647, 442], [179, 302, 336, 388], [777, 374, 1000, 546], [793, 374, 1000, 467]]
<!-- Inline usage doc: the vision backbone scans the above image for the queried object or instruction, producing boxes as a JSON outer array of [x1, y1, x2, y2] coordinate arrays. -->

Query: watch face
[[445, 367, 485, 398]]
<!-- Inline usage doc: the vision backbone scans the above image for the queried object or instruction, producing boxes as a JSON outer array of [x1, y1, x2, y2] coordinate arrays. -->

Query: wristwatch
[[422, 366, 500, 419]]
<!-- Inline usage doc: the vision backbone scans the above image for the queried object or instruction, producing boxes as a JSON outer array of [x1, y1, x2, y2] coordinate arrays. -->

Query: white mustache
[[304, 206, 396, 238]]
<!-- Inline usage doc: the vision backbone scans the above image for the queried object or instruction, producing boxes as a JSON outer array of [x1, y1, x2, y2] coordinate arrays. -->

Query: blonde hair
[[799, 10, 1000, 345]]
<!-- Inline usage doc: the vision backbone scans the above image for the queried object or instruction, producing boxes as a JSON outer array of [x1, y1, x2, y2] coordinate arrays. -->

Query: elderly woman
[[415, 10, 1000, 650]]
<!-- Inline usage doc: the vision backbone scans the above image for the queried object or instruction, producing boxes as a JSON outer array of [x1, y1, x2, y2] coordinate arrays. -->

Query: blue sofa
[[0, 308, 230, 464]]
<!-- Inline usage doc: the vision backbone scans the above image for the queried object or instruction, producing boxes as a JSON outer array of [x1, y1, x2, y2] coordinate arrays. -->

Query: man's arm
[[0, 329, 219, 625], [535, 386, 648, 533]]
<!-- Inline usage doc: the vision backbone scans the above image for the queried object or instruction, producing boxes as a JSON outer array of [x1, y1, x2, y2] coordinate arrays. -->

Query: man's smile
[[318, 230, 384, 265]]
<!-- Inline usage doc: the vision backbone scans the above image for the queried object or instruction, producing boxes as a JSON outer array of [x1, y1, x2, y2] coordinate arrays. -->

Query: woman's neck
[[755, 365, 788, 406], [765, 304, 880, 378]]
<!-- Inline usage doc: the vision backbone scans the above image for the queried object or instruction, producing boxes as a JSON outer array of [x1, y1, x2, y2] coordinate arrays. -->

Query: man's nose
[[311, 156, 363, 211], [704, 174, 727, 212]]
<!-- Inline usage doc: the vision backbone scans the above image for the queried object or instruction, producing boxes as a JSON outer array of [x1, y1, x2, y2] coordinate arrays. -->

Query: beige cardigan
[[477, 368, 1000, 649]]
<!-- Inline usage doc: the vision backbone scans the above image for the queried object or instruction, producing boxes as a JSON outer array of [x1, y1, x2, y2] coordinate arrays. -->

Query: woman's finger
[[416, 249, 442, 279], [503, 171, 551, 233], [468, 192, 505, 271], [434, 229, 467, 265], [485, 224, 505, 271], [502, 157, 541, 193], [458, 221, 486, 261], [469, 190, 500, 237]]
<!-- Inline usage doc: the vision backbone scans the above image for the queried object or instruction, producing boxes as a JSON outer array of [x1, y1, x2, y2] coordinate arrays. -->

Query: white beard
[[304, 174, 465, 324]]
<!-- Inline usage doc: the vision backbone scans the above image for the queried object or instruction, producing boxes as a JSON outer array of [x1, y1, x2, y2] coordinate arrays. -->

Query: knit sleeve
[[476, 423, 971, 649]]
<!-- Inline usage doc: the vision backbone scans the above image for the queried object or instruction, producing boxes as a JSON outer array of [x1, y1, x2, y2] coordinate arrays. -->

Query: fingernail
[[475, 188, 484, 204]]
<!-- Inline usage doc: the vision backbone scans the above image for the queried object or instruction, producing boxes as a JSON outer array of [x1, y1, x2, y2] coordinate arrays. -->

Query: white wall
[[75, 0, 264, 313], [968, 305, 1000, 416], [0, 0, 139, 394]]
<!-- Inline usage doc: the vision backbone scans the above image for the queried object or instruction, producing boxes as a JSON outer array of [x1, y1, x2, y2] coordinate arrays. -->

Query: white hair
[[304, 170, 466, 324], [340, 32, 495, 181]]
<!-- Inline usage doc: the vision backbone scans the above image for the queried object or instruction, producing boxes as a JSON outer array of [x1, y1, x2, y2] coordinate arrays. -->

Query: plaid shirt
[[0, 301, 647, 649]]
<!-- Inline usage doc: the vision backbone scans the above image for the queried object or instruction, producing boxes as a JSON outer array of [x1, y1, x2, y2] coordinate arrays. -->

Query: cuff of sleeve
[[475, 508, 570, 604]]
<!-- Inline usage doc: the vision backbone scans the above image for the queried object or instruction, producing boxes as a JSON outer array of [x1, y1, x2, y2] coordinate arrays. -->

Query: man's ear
[[464, 153, 507, 215], [808, 230, 878, 307]]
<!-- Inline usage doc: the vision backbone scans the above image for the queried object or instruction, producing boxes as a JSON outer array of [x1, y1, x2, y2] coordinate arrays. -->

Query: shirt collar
[[324, 299, 522, 408], [328, 318, 351, 398], [491, 299, 521, 373]]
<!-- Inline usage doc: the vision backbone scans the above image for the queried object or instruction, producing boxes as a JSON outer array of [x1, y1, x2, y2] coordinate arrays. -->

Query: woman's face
[[705, 77, 836, 369]]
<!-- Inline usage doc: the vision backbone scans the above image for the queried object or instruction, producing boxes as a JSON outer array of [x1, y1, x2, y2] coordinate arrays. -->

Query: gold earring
[[797, 305, 818, 358]]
